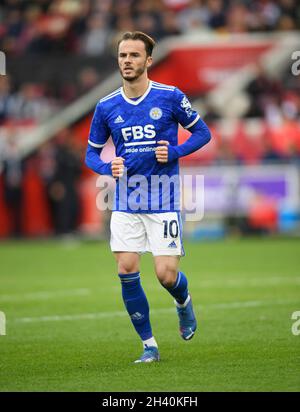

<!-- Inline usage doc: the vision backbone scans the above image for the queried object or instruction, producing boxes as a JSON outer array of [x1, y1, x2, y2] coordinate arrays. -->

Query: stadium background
[[0, 0, 299, 392]]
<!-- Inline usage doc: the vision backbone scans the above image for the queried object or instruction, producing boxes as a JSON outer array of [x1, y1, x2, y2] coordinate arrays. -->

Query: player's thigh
[[110, 211, 147, 253], [114, 252, 141, 274]]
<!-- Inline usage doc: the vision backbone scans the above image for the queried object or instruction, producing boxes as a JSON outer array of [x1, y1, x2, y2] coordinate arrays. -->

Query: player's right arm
[[85, 102, 124, 177]]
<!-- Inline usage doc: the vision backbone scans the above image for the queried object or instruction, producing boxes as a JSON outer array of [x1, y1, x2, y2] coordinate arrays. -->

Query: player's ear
[[146, 56, 153, 68]]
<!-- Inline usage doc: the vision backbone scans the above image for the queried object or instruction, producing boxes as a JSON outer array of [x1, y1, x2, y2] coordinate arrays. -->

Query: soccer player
[[85, 31, 211, 363]]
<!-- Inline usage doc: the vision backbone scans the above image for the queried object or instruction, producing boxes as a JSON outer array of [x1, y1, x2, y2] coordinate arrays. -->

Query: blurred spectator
[[0, 75, 12, 124], [207, 0, 226, 30], [39, 130, 82, 235], [160, 10, 181, 36], [254, 0, 281, 31], [245, 64, 282, 118], [2, 135, 24, 237], [276, 14, 296, 30], [76, 66, 100, 96], [8, 82, 55, 122], [16, 5, 43, 54], [135, 12, 162, 39], [109, 13, 136, 52], [177, 0, 209, 33], [94, 0, 113, 17], [226, 3, 249, 33], [132, 0, 163, 39], [279, 0, 297, 19], [80, 12, 110, 56]]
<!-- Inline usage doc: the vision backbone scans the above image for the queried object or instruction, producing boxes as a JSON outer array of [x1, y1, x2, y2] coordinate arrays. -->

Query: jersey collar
[[121, 80, 152, 105]]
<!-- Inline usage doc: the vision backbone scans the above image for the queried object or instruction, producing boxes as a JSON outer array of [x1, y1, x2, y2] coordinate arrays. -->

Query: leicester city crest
[[150, 107, 162, 120]]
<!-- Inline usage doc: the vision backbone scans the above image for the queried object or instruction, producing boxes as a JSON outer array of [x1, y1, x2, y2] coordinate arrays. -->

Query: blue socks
[[119, 272, 153, 341], [163, 271, 189, 304], [118, 271, 188, 346]]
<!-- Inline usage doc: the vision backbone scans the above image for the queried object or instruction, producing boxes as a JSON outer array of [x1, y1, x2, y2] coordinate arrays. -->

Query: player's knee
[[114, 253, 140, 274], [156, 266, 177, 288], [117, 259, 139, 274]]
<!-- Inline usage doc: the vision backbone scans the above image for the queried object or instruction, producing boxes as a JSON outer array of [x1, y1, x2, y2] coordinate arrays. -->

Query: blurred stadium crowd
[[0, 0, 300, 237], [1, 0, 300, 121], [1, 0, 299, 122], [1, 0, 299, 57]]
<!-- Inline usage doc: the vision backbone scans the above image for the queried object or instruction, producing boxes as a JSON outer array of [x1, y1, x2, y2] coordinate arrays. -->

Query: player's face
[[118, 40, 152, 82]]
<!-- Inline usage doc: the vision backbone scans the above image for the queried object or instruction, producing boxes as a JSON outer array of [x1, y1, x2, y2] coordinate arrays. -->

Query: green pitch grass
[[0, 237, 299, 392]]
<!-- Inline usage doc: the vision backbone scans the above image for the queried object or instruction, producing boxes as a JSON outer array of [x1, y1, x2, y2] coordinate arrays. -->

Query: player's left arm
[[155, 88, 211, 163]]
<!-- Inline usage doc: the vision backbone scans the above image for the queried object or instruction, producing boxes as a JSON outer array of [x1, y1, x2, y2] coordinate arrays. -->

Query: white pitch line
[[12, 299, 300, 324], [0, 289, 90, 303]]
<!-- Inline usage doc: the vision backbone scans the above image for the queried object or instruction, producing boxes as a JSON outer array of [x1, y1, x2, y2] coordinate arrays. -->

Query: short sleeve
[[172, 88, 200, 130], [88, 102, 110, 148]]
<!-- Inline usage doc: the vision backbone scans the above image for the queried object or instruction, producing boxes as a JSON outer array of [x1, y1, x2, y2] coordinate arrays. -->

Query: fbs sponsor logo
[[121, 124, 156, 141]]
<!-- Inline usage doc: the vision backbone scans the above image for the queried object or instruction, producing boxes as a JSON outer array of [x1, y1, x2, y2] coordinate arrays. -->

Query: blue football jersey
[[88, 80, 200, 213]]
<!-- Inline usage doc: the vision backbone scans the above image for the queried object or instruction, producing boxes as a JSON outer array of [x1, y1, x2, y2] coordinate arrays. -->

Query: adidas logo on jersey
[[168, 241, 177, 248], [114, 115, 124, 123]]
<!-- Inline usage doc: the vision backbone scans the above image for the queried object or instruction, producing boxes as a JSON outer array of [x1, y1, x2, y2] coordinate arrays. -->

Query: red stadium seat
[[248, 194, 278, 231], [235, 119, 266, 164], [269, 120, 300, 156]]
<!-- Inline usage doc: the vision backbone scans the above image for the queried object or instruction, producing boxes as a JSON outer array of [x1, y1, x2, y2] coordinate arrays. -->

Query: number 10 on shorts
[[163, 220, 179, 238]]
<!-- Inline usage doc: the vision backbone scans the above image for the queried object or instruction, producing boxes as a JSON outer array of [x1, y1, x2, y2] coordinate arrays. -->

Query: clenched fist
[[155, 140, 169, 163], [111, 157, 125, 178]]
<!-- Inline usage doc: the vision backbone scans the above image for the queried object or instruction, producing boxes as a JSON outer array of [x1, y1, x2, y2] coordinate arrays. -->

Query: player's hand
[[111, 157, 125, 178], [155, 140, 169, 163]]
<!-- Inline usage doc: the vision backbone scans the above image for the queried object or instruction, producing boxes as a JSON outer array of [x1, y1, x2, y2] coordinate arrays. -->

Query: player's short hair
[[117, 31, 156, 57]]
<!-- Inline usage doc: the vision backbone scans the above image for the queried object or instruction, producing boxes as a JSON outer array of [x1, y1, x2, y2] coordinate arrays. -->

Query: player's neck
[[122, 76, 150, 99]]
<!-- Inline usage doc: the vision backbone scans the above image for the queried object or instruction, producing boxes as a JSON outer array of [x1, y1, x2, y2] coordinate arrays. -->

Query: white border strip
[[124, 141, 156, 147], [100, 89, 121, 103], [185, 114, 200, 129], [88, 140, 106, 148], [121, 81, 153, 106]]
